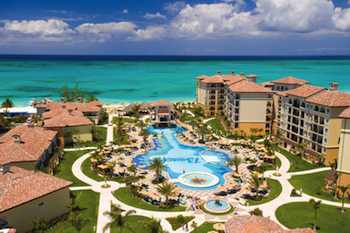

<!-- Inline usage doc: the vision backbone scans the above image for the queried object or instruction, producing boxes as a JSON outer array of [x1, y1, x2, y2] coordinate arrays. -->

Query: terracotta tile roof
[[306, 90, 350, 107], [284, 85, 325, 98], [339, 107, 350, 118], [44, 110, 92, 128], [0, 166, 71, 212], [225, 216, 315, 233], [271, 76, 308, 85], [141, 100, 173, 109], [198, 74, 245, 84], [0, 125, 57, 165], [228, 80, 272, 93]]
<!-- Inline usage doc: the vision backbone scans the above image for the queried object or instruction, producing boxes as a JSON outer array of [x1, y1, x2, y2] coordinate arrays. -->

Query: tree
[[127, 164, 137, 177], [338, 185, 349, 213], [67, 192, 88, 233], [228, 156, 242, 174], [103, 203, 136, 233], [157, 182, 176, 206], [296, 142, 307, 158], [1, 97, 13, 108], [309, 198, 322, 231], [31, 219, 48, 233], [250, 174, 261, 199], [149, 158, 164, 182]]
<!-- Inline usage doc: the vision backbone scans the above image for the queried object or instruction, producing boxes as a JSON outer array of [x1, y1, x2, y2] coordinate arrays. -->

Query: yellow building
[[196, 73, 245, 116], [338, 107, 350, 186], [0, 166, 71, 233], [225, 80, 273, 136]]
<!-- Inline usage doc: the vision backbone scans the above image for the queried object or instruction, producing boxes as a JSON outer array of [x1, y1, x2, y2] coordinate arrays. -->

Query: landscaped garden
[[289, 170, 350, 203], [276, 202, 350, 233], [166, 215, 194, 230], [113, 187, 186, 212], [190, 222, 216, 233], [54, 150, 92, 186], [247, 178, 282, 205], [110, 215, 162, 233], [277, 147, 319, 172], [46, 191, 99, 233]]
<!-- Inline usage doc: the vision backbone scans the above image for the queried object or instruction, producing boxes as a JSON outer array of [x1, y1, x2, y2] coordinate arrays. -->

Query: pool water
[[204, 200, 232, 213], [133, 126, 231, 190]]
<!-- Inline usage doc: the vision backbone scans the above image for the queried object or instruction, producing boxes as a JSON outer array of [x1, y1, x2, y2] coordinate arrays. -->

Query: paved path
[[69, 117, 350, 233], [64, 147, 97, 151]]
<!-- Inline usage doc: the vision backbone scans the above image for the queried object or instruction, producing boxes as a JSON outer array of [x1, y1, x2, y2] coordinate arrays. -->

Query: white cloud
[[4, 19, 71, 36], [144, 12, 167, 20], [171, 3, 258, 37], [256, 0, 335, 32], [123, 9, 128, 14], [164, 1, 186, 14], [333, 7, 350, 31], [135, 26, 166, 40]]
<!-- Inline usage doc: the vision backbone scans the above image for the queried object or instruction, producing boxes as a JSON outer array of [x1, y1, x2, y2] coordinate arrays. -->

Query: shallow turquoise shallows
[[1, 58, 350, 105], [133, 126, 231, 190]]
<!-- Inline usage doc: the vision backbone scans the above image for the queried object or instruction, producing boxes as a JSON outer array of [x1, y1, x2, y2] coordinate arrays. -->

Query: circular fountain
[[203, 199, 232, 214], [177, 172, 220, 188]]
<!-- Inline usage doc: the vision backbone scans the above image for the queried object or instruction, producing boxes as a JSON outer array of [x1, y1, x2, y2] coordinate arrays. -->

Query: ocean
[[0, 55, 350, 106]]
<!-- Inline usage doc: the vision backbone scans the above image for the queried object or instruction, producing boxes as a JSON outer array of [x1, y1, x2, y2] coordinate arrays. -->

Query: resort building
[[0, 124, 58, 172], [336, 107, 350, 186], [196, 73, 246, 116], [277, 83, 350, 164], [0, 166, 71, 233], [141, 100, 175, 126], [196, 73, 273, 136], [225, 79, 273, 136], [34, 100, 103, 124], [43, 108, 93, 147], [269, 76, 309, 92]]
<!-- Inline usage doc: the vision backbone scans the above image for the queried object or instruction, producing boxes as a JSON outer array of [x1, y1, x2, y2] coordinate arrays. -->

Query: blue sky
[[0, 0, 350, 55]]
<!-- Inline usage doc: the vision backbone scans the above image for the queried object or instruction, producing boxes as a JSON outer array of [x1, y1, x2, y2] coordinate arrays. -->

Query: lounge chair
[[214, 191, 227, 196]]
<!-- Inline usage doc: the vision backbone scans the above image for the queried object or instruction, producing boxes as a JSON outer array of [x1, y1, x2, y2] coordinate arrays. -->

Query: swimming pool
[[133, 126, 232, 190]]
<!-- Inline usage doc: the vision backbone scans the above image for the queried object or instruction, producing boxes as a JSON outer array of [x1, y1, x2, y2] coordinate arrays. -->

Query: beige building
[[277, 83, 350, 164], [225, 80, 273, 136], [337, 107, 350, 186], [0, 166, 71, 233], [141, 100, 175, 127], [196, 74, 245, 116]]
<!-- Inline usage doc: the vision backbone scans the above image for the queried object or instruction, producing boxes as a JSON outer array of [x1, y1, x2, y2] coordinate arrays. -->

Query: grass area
[[54, 150, 91, 186], [110, 215, 162, 233], [81, 157, 126, 183], [277, 147, 319, 172], [248, 178, 282, 205], [166, 216, 194, 230], [112, 116, 138, 124], [191, 222, 215, 233], [276, 202, 350, 233], [206, 118, 227, 135], [258, 157, 282, 172], [113, 187, 186, 212], [46, 191, 99, 233], [289, 171, 350, 203]]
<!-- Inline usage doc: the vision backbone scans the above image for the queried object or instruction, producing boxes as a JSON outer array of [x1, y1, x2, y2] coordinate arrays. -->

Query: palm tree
[[103, 203, 136, 233], [309, 198, 322, 231], [228, 156, 242, 174], [149, 158, 164, 182], [250, 174, 261, 199], [296, 142, 307, 158], [1, 97, 13, 108], [338, 185, 349, 213], [127, 164, 137, 177], [157, 182, 176, 206]]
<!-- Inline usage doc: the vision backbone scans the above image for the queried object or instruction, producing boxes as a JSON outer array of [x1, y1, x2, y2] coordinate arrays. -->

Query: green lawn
[[54, 150, 92, 186], [248, 178, 282, 205], [81, 157, 126, 183], [110, 215, 162, 233], [46, 191, 99, 233], [258, 157, 282, 172], [276, 202, 350, 233], [112, 116, 138, 124], [191, 222, 215, 233], [277, 147, 319, 172], [113, 187, 186, 212], [289, 171, 350, 203], [206, 118, 226, 135], [166, 216, 194, 230]]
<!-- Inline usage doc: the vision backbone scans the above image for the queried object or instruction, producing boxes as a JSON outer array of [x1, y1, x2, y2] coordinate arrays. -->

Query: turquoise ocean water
[[0, 56, 350, 106]]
